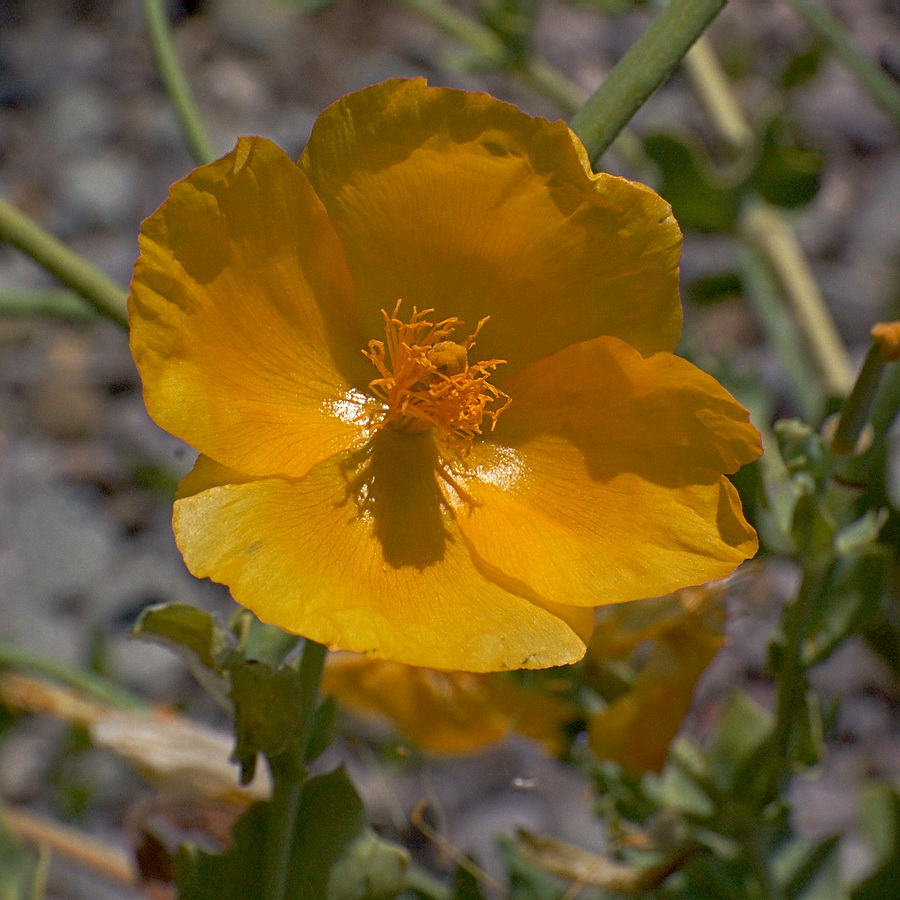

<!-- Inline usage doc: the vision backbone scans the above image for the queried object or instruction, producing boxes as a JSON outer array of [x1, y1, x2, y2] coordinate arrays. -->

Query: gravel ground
[[1, 0, 898, 897]]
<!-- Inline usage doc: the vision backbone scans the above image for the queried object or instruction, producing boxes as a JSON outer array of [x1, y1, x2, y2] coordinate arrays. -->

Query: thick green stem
[[293, 638, 328, 753], [262, 639, 328, 900], [829, 342, 887, 455], [833, 338, 900, 485], [142, 0, 217, 166], [0, 198, 128, 328], [264, 775, 305, 900], [870, 355, 900, 439], [569, 0, 727, 165], [788, 0, 900, 127]]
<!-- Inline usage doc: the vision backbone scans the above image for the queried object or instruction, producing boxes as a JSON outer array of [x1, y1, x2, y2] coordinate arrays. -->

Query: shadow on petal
[[340, 427, 451, 570], [493, 337, 761, 491]]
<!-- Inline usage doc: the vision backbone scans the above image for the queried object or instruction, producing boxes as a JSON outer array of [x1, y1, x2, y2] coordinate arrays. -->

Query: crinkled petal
[[588, 621, 723, 774], [300, 79, 681, 371], [174, 430, 592, 672], [586, 586, 725, 773], [444, 337, 761, 607], [129, 137, 373, 479]]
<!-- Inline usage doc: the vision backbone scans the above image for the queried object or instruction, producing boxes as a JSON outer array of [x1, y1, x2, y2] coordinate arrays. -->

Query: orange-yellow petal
[[444, 337, 761, 607], [588, 602, 724, 774], [173, 428, 592, 672], [300, 79, 682, 372], [129, 136, 373, 480], [322, 654, 578, 755]]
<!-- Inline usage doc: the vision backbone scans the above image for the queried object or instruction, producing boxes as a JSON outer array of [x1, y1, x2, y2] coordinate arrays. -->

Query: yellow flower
[[321, 653, 577, 756], [129, 79, 761, 673]]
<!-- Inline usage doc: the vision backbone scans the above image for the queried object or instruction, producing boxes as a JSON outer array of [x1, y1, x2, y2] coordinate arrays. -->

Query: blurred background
[[0, 1, 898, 898]]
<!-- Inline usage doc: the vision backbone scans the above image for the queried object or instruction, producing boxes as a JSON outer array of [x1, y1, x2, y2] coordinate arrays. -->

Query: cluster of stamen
[[363, 301, 511, 454]]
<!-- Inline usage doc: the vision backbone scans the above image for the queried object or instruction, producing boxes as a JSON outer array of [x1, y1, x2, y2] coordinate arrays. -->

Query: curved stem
[[739, 244, 823, 419], [684, 32, 854, 407], [569, 0, 728, 165], [788, 0, 900, 127], [0, 198, 128, 328], [741, 200, 853, 399], [682, 35, 752, 148], [262, 639, 328, 900], [141, 0, 217, 166]]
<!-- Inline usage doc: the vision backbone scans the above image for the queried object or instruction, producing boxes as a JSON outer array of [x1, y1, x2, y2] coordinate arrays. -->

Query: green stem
[[569, 0, 728, 165], [0, 289, 94, 320], [264, 775, 304, 900], [0, 199, 128, 328], [400, 0, 583, 110], [740, 199, 853, 399], [294, 638, 328, 752], [870, 354, 900, 439], [682, 35, 752, 148], [0, 644, 145, 710], [732, 816, 781, 900], [763, 561, 829, 802], [829, 342, 887, 455], [519, 56, 588, 114], [141, 0, 217, 166], [262, 639, 328, 900], [834, 341, 900, 485], [516, 55, 650, 172], [788, 0, 900, 127], [399, 0, 509, 65], [773, 600, 809, 769], [739, 243, 823, 420], [683, 33, 853, 409], [404, 865, 451, 899], [29, 846, 51, 900]]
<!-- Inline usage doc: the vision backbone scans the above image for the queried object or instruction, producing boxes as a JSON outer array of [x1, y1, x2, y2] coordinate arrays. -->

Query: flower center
[[363, 301, 511, 453]]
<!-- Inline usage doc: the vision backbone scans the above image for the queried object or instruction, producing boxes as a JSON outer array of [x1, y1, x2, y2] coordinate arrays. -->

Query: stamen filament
[[363, 301, 511, 453]]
